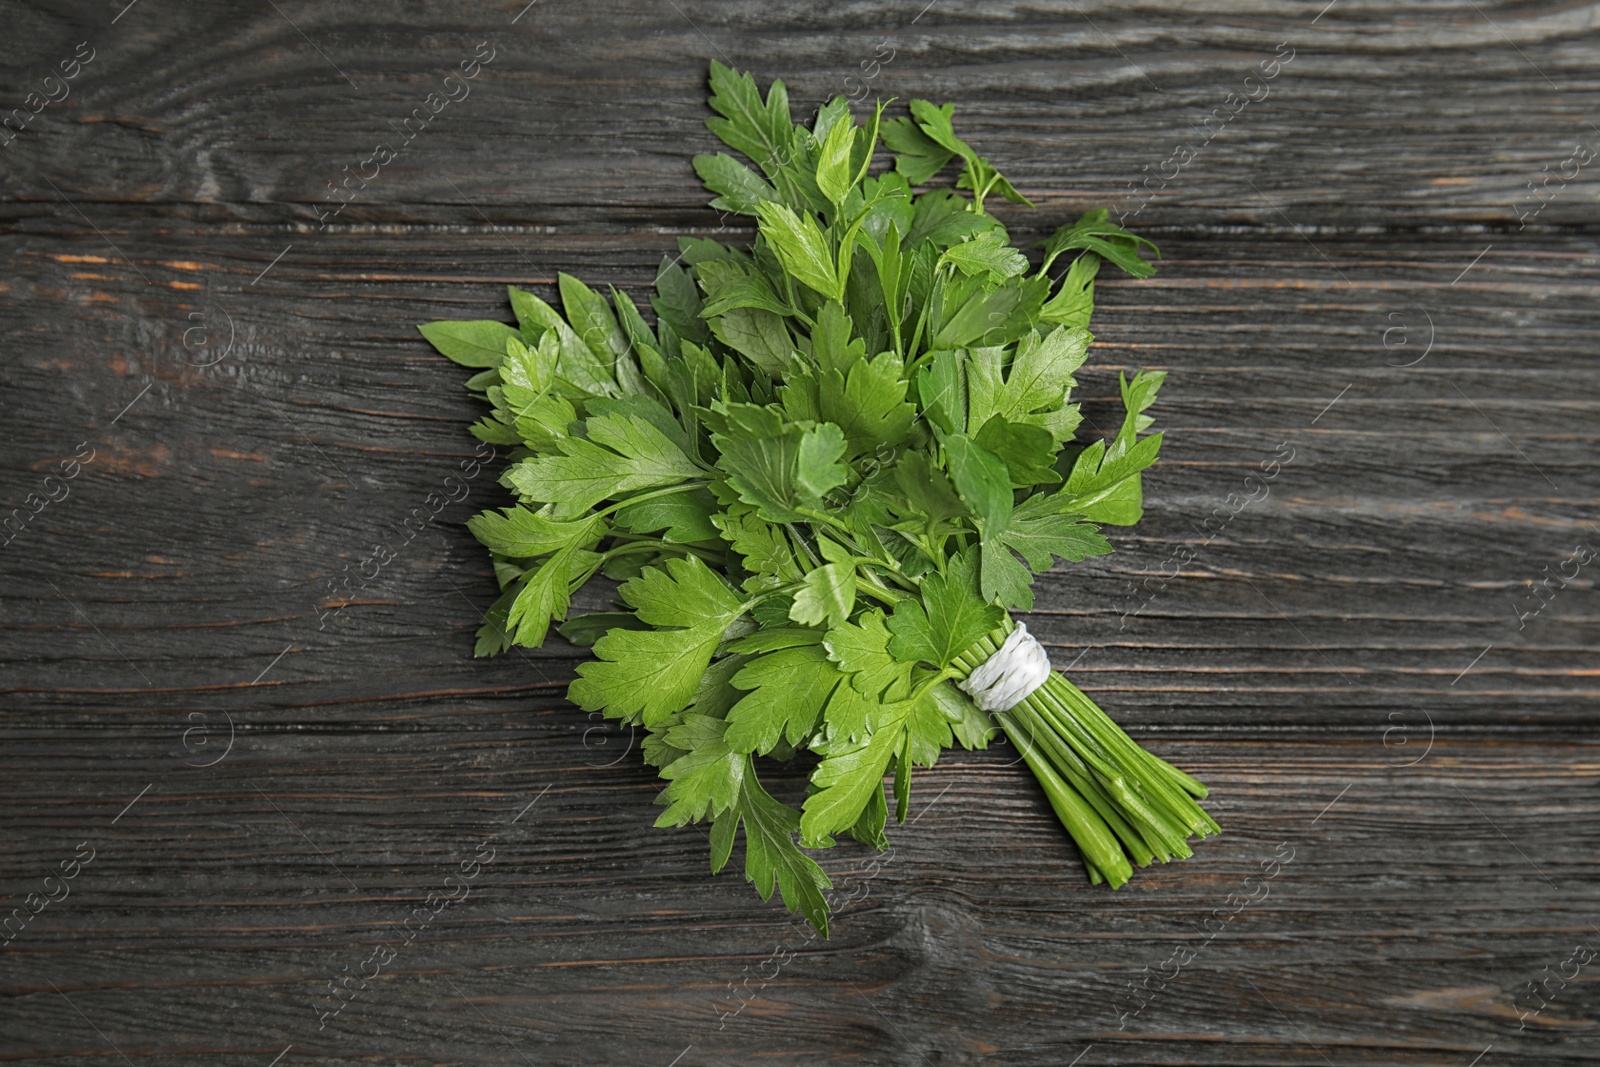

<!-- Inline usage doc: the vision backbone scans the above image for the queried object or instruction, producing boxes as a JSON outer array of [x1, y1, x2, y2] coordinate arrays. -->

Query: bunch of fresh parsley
[[421, 62, 1217, 934]]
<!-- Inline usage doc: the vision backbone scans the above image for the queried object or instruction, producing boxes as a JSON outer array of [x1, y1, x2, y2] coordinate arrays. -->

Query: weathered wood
[[0, 0, 1599, 231], [2, 0, 1599, 1063]]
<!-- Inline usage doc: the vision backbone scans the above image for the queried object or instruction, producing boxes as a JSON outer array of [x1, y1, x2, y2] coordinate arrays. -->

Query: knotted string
[[959, 621, 1052, 712]]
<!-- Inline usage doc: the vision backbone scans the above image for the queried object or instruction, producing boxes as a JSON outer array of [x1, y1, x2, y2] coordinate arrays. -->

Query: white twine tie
[[959, 621, 1053, 712]]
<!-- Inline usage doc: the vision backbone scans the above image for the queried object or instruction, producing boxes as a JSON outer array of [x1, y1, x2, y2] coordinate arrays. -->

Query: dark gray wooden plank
[[1, 734, 1596, 1064], [0, 1, 1597, 230]]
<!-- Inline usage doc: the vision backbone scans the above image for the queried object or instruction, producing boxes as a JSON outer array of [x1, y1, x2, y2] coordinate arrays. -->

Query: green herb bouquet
[[421, 62, 1218, 934]]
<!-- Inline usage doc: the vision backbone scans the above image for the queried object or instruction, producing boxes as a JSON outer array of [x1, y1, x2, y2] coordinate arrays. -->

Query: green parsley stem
[[594, 481, 711, 519], [855, 576, 906, 606], [598, 539, 720, 567], [994, 707, 1131, 887], [951, 622, 1218, 881]]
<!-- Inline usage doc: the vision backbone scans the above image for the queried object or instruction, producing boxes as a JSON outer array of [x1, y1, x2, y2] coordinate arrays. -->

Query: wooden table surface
[[2, 2, 1597, 1064]]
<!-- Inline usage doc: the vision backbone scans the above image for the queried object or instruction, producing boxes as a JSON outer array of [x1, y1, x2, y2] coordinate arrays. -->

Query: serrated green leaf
[[928, 680, 996, 750], [979, 539, 1036, 610], [907, 692, 954, 767], [570, 557, 745, 725], [815, 112, 857, 205], [822, 674, 876, 743], [709, 757, 833, 936], [906, 189, 996, 249], [505, 413, 702, 518], [905, 99, 1033, 211], [709, 403, 838, 522], [506, 546, 593, 647], [942, 233, 1029, 281], [610, 284, 659, 354], [999, 492, 1113, 573], [559, 272, 629, 366], [714, 504, 804, 591], [468, 506, 605, 559], [706, 60, 795, 177], [725, 644, 840, 754], [470, 415, 522, 446], [613, 486, 721, 543], [657, 713, 746, 822], [795, 422, 849, 500], [651, 258, 710, 345], [974, 414, 1061, 488], [1057, 370, 1165, 525], [916, 349, 968, 436], [789, 562, 856, 629], [931, 274, 1048, 350], [619, 553, 744, 629], [886, 548, 1003, 667], [755, 200, 841, 300], [506, 285, 618, 397], [707, 306, 795, 377], [966, 326, 1091, 444], [1040, 208, 1160, 278], [892, 451, 966, 534], [501, 333, 556, 393], [1119, 368, 1167, 436], [881, 114, 954, 185], [882, 599, 939, 667], [824, 608, 914, 700], [801, 695, 912, 843], [418, 320, 519, 369], [1039, 250, 1101, 328], [694, 152, 781, 215], [698, 259, 792, 321], [847, 780, 890, 850], [818, 351, 917, 460], [944, 433, 1012, 536], [474, 581, 519, 657]]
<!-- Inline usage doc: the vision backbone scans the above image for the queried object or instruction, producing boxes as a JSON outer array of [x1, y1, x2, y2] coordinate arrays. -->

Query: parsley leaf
[[941, 233, 1029, 282], [817, 351, 917, 459], [885, 548, 1003, 668], [800, 695, 916, 844], [505, 412, 704, 518], [714, 504, 804, 591], [705, 60, 794, 177], [943, 433, 1012, 536], [505, 546, 597, 647], [1040, 208, 1160, 279], [824, 608, 914, 699], [789, 561, 857, 629], [881, 113, 954, 185], [708, 403, 842, 522], [657, 712, 745, 822], [613, 489, 720, 543], [694, 152, 781, 215], [983, 492, 1114, 609], [710, 758, 833, 935], [1039, 250, 1100, 329], [755, 200, 842, 300], [468, 506, 606, 560], [418, 320, 519, 369], [725, 643, 840, 754], [569, 556, 745, 725], [966, 326, 1091, 443]]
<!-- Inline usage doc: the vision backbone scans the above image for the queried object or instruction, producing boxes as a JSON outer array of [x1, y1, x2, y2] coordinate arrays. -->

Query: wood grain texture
[[1, 0, 1597, 1064]]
